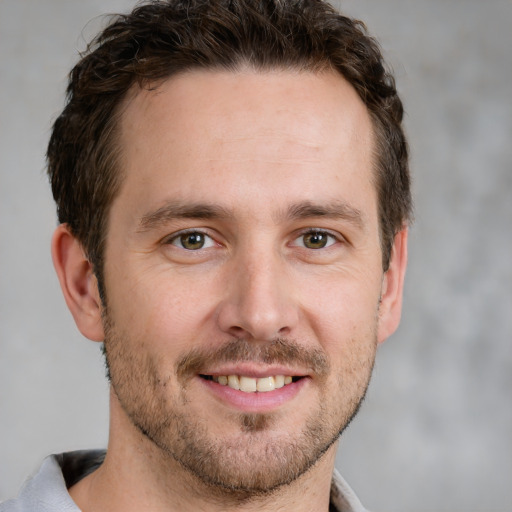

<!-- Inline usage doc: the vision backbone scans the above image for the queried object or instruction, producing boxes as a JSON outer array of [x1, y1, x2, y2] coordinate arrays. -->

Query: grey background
[[1, 1, 511, 510]]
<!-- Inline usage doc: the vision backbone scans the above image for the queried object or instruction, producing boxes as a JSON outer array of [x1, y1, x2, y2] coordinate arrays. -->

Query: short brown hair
[[47, 0, 411, 298]]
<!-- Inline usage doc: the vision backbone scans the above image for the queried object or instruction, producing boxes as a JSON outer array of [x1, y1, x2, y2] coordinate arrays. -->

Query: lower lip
[[199, 377, 308, 413]]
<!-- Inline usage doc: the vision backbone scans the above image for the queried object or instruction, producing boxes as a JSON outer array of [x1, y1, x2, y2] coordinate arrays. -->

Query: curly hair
[[47, 0, 411, 298]]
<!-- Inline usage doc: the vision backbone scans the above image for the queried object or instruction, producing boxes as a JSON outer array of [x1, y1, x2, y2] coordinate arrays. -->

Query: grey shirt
[[0, 451, 369, 512]]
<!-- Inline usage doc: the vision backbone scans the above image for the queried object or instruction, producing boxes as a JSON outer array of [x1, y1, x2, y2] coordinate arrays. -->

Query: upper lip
[[198, 363, 310, 378]]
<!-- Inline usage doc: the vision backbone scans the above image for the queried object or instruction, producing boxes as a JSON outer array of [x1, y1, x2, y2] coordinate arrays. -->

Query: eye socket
[[294, 230, 338, 250], [168, 231, 216, 250]]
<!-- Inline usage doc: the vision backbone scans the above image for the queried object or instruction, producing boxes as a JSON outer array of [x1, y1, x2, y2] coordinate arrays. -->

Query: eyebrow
[[137, 200, 233, 232], [137, 198, 365, 232], [282, 200, 365, 229]]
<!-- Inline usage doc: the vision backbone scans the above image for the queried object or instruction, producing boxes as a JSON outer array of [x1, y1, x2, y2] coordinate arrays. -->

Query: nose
[[216, 249, 299, 341]]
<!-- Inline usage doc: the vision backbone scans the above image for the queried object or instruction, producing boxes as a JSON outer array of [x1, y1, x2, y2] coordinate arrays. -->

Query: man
[[1, 0, 411, 510]]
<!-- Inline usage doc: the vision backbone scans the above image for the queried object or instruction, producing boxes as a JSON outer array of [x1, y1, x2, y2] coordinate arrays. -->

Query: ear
[[51, 224, 105, 342], [377, 228, 408, 344]]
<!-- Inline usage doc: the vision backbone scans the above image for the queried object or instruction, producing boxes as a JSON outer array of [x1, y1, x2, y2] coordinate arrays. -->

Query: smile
[[201, 375, 298, 393]]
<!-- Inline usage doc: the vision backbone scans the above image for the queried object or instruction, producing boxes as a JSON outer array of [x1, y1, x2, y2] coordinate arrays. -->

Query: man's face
[[102, 69, 387, 492]]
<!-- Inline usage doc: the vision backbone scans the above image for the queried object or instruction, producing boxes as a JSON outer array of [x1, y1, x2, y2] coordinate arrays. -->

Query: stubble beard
[[102, 313, 377, 500]]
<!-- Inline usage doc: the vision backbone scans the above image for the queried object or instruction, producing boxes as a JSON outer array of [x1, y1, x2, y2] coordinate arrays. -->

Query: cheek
[[298, 274, 381, 385], [302, 271, 382, 338], [106, 264, 219, 353]]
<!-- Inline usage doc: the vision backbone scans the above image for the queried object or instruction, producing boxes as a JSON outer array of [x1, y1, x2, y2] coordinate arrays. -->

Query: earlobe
[[51, 224, 105, 342], [377, 228, 408, 344]]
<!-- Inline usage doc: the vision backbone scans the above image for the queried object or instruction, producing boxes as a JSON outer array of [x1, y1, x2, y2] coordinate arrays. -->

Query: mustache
[[176, 338, 330, 381]]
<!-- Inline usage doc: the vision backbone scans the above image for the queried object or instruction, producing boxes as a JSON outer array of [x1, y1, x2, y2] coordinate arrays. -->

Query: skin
[[52, 69, 407, 512]]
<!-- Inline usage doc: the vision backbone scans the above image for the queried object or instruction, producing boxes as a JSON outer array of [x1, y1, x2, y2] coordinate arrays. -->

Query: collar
[[1, 451, 369, 512]]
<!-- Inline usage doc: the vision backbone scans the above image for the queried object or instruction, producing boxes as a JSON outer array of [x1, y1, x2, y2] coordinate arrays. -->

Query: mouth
[[199, 374, 302, 393]]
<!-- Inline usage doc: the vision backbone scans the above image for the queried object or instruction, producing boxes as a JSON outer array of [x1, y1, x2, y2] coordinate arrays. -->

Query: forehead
[[115, 69, 376, 223], [121, 68, 372, 150]]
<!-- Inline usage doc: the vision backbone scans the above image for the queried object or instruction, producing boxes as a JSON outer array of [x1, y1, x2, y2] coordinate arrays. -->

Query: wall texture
[[1, 1, 511, 510]]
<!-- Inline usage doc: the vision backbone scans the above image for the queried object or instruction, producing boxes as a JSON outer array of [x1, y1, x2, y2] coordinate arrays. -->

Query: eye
[[293, 230, 338, 249], [168, 231, 216, 250]]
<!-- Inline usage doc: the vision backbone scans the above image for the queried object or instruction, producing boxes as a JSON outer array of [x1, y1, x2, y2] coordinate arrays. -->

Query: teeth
[[227, 375, 240, 390], [239, 376, 257, 392], [256, 376, 275, 392], [213, 375, 295, 393], [274, 375, 285, 389]]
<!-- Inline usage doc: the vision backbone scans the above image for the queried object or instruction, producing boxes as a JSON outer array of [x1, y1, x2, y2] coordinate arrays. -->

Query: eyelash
[[292, 228, 340, 249], [163, 228, 341, 251], [164, 229, 216, 250]]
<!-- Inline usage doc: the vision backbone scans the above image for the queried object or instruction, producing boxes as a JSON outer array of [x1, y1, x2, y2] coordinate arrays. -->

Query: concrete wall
[[1, 1, 511, 510]]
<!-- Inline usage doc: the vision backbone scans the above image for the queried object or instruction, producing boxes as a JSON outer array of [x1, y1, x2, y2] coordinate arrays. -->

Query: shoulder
[[0, 451, 105, 512], [330, 469, 372, 512]]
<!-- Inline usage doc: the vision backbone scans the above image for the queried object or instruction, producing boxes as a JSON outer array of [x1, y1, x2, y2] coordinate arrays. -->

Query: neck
[[70, 391, 338, 512]]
